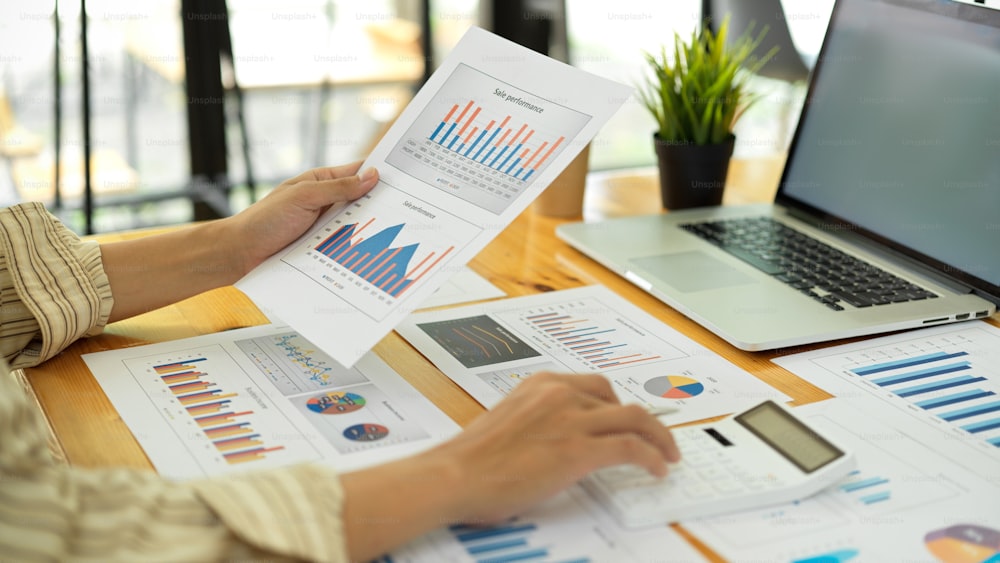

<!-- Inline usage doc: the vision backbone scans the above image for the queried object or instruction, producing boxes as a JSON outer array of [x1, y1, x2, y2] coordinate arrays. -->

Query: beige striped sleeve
[[0, 202, 113, 369], [0, 205, 351, 562]]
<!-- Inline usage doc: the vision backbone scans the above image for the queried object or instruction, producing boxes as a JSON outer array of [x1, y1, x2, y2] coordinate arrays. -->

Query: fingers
[[285, 161, 364, 184], [517, 372, 621, 406], [593, 433, 673, 478], [289, 167, 379, 210], [581, 403, 682, 464]]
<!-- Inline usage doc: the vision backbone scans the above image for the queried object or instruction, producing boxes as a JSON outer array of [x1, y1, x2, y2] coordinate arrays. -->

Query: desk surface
[[20, 155, 998, 561]]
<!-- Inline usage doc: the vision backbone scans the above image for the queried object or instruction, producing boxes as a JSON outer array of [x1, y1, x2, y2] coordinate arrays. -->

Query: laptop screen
[[778, 0, 1000, 299]]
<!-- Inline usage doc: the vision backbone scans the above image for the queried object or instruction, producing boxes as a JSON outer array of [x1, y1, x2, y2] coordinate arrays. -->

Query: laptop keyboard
[[680, 217, 937, 311]]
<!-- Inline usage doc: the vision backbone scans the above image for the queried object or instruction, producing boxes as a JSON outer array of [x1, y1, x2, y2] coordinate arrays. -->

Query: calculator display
[[734, 401, 844, 473]]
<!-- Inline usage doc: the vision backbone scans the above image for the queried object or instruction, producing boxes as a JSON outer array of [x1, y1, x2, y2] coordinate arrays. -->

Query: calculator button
[[683, 483, 716, 499]]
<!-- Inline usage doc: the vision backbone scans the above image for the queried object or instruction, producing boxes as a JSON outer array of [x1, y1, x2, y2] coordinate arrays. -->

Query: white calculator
[[582, 400, 856, 528]]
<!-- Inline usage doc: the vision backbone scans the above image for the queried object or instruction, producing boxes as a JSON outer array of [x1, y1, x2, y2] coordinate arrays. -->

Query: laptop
[[557, 0, 1000, 351]]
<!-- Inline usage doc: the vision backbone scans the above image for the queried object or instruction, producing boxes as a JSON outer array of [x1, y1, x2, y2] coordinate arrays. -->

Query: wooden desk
[[19, 155, 997, 561]]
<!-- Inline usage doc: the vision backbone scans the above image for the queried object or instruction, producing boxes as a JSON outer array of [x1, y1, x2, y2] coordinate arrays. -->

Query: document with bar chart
[[772, 322, 1000, 483], [237, 27, 630, 368], [83, 324, 460, 480], [396, 285, 788, 424], [385, 485, 706, 563], [683, 398, 1000, 562]]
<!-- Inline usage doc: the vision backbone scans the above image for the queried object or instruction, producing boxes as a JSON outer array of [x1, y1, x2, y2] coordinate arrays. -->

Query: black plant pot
[[653, 134, 736, 210]]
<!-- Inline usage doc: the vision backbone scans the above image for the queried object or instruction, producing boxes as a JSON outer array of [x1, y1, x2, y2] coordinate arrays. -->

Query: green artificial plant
[[637, 16, 777, 145]]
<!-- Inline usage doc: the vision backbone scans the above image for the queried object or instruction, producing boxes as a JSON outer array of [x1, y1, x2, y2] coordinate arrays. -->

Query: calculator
[[582, 400, 856, 528]]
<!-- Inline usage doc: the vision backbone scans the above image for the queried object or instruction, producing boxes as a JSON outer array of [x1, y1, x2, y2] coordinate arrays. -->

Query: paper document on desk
[[237, 27, 630, 367], [396, 285, 790, 424], [682, 397, 1000, 562], [83, 324, 460, 480]]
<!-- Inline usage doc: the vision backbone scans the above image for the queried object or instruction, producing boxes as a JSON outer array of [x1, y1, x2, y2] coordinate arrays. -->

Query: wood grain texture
[[19, 157, 997, 562]]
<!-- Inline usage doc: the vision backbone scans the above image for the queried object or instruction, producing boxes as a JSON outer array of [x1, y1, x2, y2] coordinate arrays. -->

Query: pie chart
[[306, 391, 366, 414], [343, 423, 390, 442], [644, 375, 705, 399]]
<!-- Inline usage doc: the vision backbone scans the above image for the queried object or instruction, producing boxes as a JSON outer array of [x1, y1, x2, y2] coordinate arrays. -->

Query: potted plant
[[637, 16, 775, 210]]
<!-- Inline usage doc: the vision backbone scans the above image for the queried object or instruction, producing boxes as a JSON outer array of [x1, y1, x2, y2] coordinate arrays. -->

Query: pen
[[645, 405, 680, 417]]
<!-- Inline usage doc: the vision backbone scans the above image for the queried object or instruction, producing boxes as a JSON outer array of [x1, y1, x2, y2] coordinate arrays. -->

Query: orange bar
[[396, 246, 454, 296], [454, 100, 475, 124], [523, 141, 548, 168], [376, 273, 398, 291], [390, 251, 435, 295], [462, 126, 479, 145], [457, 106, 481, 136], [534, 136, 565, 168], [507, 124, 528, 146], [367, 247, 403, 283], [180, 392, 237, 406], [498, 115, 511, 129], [442, 103, 459, 123], [493, 129, 512, 147], [519, 148, 530, 159]]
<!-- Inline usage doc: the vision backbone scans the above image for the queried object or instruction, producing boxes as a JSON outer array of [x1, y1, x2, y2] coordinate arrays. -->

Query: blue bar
[[871, 362, 971, 386], [916, 389, 995, 409], [555, 329, 615, 339], [989, 436, 1000, 447], [447, 133, 461, 149], [466, 538, 528, 555], [940, 400, 1000, 422], [474, 128, 501, 160], [440, 122, 458, 145], [523, 169, 535, 181], [478, 548, 548, 563], [455, 523, 537, 543], [465, 129, 489, 157], [430, 121, 446, 141], [860, 491, 891, 504], [578, 343, 627, 353], [852, 351, 967, 376], [490, 146, 510, 167], [481, 145, 498, 164], [569, 341, 612, 351], [551, 326, 599, 336], [839, 476, 889, 492], [505, 157, 523, 174], [499, 143, 524, 170], [896, 376, 986, 398], [962, 417, 1000, 434], [515, 167, 526, 178]]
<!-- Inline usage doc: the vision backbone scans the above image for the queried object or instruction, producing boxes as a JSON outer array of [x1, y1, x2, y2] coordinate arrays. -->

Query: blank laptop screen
[[779, 0, 1000, 290]]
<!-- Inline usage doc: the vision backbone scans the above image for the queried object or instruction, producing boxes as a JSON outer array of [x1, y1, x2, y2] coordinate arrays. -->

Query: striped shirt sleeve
[[0, 204, 350, 562]]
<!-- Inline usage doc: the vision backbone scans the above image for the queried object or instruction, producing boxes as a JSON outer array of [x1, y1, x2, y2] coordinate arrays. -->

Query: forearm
[[339, 450, 468, 561], [100, 219, 244, 322]]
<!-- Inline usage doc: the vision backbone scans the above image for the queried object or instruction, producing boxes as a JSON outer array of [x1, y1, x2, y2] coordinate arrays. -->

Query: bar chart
[[313, 219, 452, 298], [836, 332, 1000, 450], [386, 63, 592, 214], [118, 347, 326, 475], [505, 298, 682, 372]]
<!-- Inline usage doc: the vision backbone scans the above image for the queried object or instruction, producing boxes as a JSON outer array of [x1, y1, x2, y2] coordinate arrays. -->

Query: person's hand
[[337, 372, 680, 560], [226, 161, 378, 275], [431, 372, 681, 524]]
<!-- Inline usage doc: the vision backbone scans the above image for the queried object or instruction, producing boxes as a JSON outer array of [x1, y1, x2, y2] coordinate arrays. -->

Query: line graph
[[386, 63, 591, 214], [235, 331, 369, 396]]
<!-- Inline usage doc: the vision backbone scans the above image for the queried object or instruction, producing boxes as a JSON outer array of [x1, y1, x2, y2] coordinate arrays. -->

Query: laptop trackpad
[[629, 251, 757, 293]]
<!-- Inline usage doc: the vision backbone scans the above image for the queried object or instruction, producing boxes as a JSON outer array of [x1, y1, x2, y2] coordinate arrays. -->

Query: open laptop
[[557, 0, 1000, 351]]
